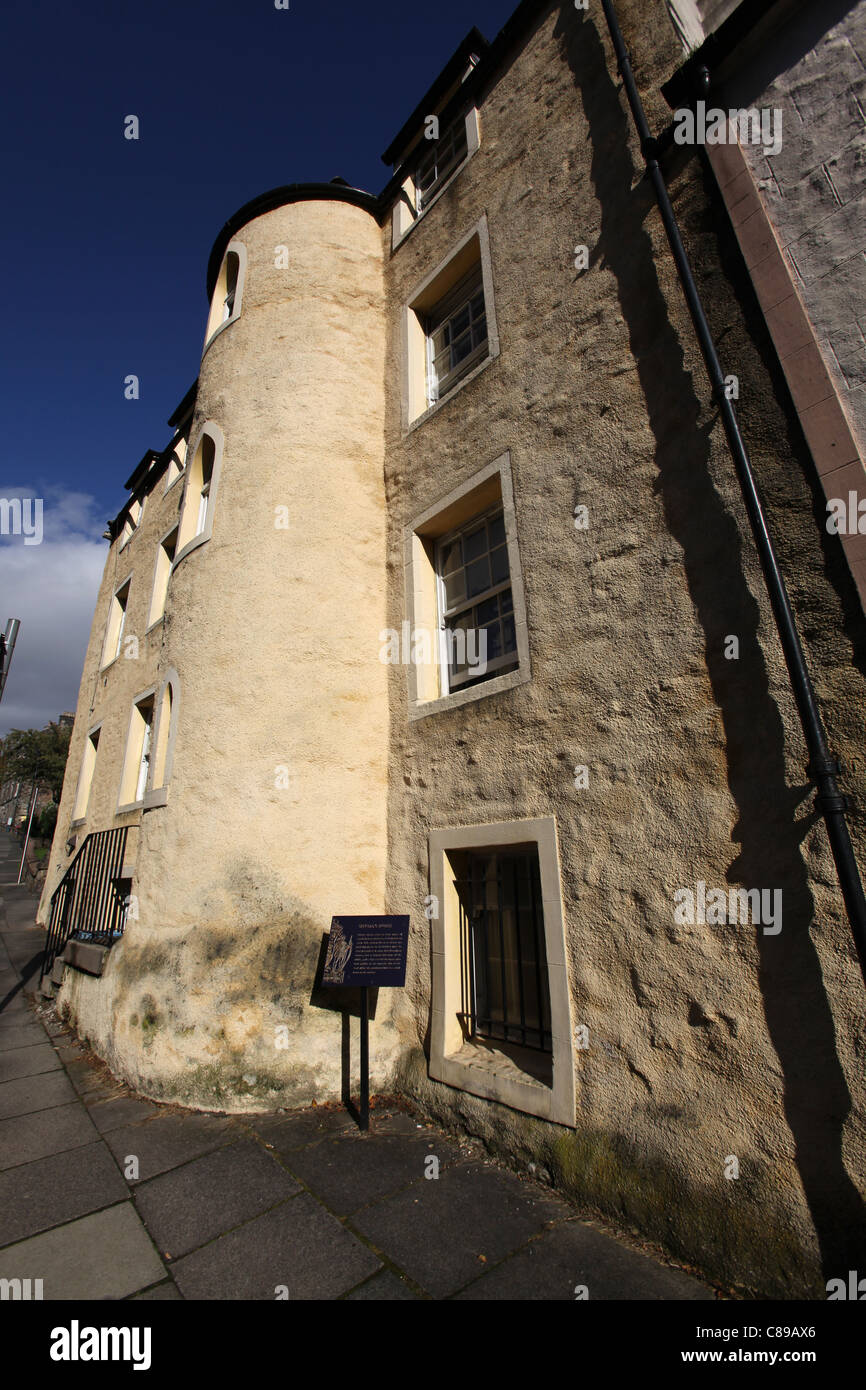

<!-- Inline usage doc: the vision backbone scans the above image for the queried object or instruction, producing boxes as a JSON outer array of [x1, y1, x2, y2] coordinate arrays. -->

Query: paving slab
[[284, 1130, 463, 1215], [352, 1160, 568, 1298], [0, 1042, 61, 1084], [0, 1140, 130, 1246], [344, 1269, 421, 1300], [247, 1105, 357, 1154], [171, 1193, 381, 1300], [103, 1111, 237, 1183], [86, 1095, 163, 1133], [134, 1140, 301, 1258], [0, 1202, 166, 1300], [0, 1100, 99, 1171], [0, 1022, 48, 1051], [0, 1068, 77, 1119], [454, 1219, 716, 1300], [64, 1058, 119, 1096], [131, 1281, 183, 1300], [0, 996, 32, 1020]]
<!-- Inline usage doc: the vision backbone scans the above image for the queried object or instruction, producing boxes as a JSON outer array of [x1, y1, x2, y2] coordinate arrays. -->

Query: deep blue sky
[[0, 0, 516, 735]]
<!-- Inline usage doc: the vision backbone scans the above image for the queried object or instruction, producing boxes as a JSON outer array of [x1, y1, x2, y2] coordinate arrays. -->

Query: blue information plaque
[[322, 915, 410, 988]]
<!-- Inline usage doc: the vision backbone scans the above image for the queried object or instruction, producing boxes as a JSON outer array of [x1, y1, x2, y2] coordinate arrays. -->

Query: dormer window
[[415, 113, 469, 212], [119, 498, 143, 549], [164, 434, 188, 492], [391, 108, 481, 248]]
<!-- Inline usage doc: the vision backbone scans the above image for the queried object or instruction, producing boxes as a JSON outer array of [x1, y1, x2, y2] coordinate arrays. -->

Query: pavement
[[0, 829, 717, 1301]]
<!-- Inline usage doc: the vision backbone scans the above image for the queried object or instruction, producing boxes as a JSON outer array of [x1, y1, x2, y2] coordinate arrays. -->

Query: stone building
[[38, 0, 866, 1297]]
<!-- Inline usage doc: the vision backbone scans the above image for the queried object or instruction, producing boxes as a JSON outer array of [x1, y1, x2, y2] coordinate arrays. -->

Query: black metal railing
[[457, 849, 552, 1053], [41, 827, 129, 980]]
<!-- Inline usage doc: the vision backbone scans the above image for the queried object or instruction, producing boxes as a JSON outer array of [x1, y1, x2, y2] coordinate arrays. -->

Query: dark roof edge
[[111, 442, 174, 536], [661, 0, 791, 105], [379, 26, 491, 167], [206, 1, 554, 293], [168, 380, 198, 428], [123, 449, 159, 495], [206, 182, 381, 299]]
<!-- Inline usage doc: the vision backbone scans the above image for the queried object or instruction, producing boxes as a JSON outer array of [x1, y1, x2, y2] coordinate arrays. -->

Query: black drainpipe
[[599, 0, 866, 988]]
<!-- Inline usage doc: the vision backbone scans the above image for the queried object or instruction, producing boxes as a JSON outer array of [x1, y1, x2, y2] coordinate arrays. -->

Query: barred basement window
[[415, 114, 469, 211], [455, 847, 552, 1053], [427, 265, 487, 402], [436, 505, 517, 691], [428, 817, 575, 1126]]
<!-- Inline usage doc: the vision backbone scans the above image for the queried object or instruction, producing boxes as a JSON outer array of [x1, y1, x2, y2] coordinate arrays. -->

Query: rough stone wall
[[734, 2, 866, 454], [45, 199, 397, 1113], [36, 0, 866, 1297], [382, 0, 866, 1297]]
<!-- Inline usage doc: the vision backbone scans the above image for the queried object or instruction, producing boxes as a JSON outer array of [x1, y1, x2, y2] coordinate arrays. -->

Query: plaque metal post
[[360, 986, 369, 1132], [322, 915, 409, 1134]]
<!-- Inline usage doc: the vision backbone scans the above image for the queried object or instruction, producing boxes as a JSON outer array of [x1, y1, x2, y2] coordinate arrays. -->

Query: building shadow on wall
[[554, 2, 866, 1279]]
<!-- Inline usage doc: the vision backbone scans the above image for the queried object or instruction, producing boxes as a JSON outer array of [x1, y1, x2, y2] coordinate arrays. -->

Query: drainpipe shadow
[[555, 2, 866, 1280]]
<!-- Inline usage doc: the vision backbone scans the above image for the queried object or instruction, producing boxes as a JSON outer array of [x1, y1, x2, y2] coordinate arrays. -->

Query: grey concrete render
[[0, 836, 715, 1301]]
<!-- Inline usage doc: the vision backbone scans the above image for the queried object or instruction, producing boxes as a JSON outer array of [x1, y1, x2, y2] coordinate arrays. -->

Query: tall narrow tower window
[[203, 242, 247, 351]]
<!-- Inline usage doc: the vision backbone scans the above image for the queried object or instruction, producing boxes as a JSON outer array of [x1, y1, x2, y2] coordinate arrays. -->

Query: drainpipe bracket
[[808, 755, 842, 779]]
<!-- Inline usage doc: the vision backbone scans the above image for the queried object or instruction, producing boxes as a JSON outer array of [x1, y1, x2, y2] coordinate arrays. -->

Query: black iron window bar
[[457, 848, 552, 1053], [41, 826, 129, 980]]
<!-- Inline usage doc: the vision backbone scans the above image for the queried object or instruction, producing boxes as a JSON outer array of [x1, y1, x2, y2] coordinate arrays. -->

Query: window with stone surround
[[101, 578, 131, 669], [71, 725, 101, 826], [404, 452, 530, 718], [402, 217, 499, 429], [118, 691, 155, 812], [203, 241, 247, 354], [428, 817, 575, 1127]]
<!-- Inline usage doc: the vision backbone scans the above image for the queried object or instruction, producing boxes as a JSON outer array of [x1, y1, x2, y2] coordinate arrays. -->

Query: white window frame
[[100, 577, 132, 670], [392, 108, 480, 249], [402, 217, 499, 432], [202, 241, 248, 356], [163, 434, 188, 495], [146, 525, 178, 632], [415, 111, 470, 212], [425, 264, 488, 404], [70, 723, 102, 827], [119, 497, 144, 550], [174, 422, 225, 568], [404, 452, 531, 719], [143, 669, 180, 810], [117, 689, 156, 813], [435, 503, 518, 694]]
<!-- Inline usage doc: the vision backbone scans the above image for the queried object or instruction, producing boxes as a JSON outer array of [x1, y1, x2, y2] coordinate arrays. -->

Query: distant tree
[[0, 721, 72, 802]]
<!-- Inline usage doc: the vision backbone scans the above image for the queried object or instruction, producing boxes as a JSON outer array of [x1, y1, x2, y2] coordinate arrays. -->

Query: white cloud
[[0, 487, 107, 737]]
